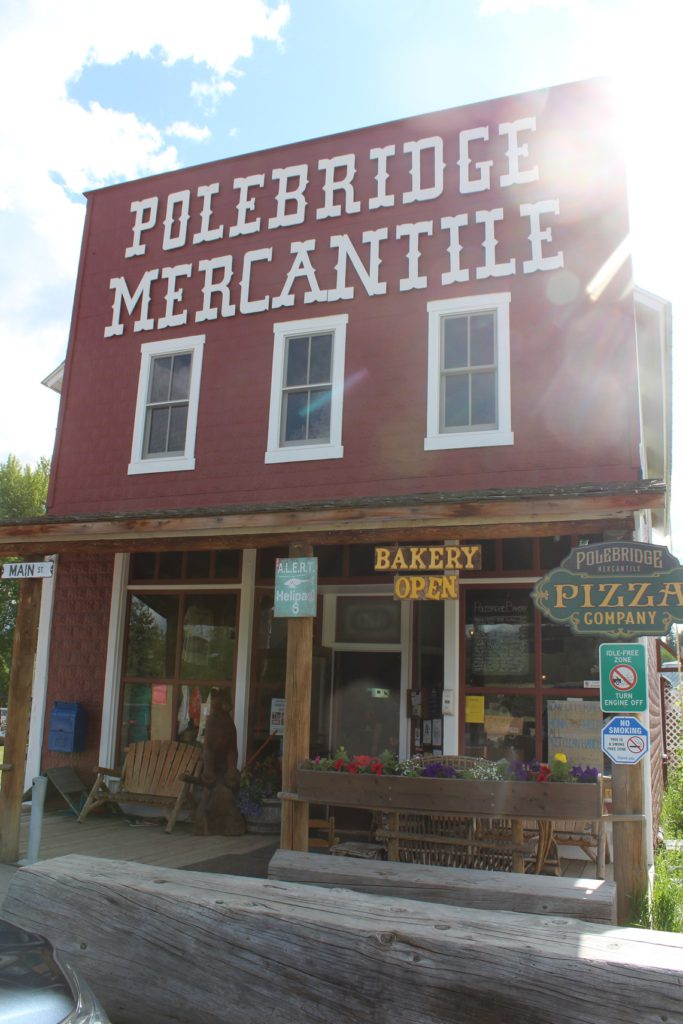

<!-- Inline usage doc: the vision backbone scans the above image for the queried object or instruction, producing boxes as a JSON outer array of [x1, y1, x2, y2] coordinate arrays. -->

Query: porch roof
[[0, 479, 666, 556]]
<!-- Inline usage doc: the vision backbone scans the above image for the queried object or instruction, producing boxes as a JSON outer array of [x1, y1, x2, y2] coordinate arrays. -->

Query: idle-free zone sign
[[599, 643, 647, 712]]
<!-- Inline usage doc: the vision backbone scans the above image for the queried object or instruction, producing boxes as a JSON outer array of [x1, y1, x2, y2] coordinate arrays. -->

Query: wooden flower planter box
[[295, 768, 602, 820]]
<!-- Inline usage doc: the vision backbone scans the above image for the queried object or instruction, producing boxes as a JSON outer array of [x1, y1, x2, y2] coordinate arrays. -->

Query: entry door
[[332, 650, 402, 757]]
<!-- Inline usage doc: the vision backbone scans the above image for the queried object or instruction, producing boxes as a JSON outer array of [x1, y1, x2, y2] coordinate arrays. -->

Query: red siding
[[42, 554, 114, 775], [48, 78, 640, 516]]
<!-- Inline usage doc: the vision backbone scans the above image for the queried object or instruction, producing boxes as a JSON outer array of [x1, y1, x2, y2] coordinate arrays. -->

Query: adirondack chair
[[78, 740, 202, 833]]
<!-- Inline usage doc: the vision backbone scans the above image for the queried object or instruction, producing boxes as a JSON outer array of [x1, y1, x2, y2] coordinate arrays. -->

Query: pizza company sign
[[374, 544, 481, 600], [532, 542, 683, 637]]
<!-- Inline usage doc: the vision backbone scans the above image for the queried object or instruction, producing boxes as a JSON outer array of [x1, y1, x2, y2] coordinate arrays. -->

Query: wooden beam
[[280, 541, 313, 854], [0, 482, 660, 555], [4, 855, 683, 1024], [0, 516, 635, 558], [0, 571, 43, 862], [268, 850, 617, 923], [612, 762, 649, 925]]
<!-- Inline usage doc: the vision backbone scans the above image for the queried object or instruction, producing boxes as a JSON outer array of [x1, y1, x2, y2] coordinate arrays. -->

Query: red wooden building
[[0, 78, 672, 849]]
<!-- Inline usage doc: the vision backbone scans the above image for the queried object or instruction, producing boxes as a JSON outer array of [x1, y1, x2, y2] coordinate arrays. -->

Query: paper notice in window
[[465, 695, 485, 723]]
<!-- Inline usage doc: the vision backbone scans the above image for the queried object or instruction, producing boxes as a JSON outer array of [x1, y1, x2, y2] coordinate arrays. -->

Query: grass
[[637, 758, 683, 931]]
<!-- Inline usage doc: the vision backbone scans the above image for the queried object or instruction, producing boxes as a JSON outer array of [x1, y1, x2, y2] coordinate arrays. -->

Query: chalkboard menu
[[466, 590, 533, 681]]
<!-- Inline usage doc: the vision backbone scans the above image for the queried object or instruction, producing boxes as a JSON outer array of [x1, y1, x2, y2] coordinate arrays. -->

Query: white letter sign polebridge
[[601, 716, 649, 765]]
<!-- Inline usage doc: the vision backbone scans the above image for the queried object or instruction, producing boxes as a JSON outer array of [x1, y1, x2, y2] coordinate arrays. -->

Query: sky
[[0, 0, 680, 550]]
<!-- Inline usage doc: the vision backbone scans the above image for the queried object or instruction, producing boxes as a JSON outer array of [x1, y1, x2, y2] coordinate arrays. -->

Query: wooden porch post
[[280, 541, 313, 852], [0, 571, 43, 863], [611, 762, 648, 926]]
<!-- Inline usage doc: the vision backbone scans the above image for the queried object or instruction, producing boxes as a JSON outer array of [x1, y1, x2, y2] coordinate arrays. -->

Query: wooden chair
[[308, 816, 338, 850], [78, 740, 202, 833]]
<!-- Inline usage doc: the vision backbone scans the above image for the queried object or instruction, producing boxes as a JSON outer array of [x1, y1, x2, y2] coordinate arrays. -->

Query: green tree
[[0, 455, 51, 699]]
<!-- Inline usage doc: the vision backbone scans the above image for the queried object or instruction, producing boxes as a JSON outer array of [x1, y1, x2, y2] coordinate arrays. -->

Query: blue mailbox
[[48, 701, 87, 753]]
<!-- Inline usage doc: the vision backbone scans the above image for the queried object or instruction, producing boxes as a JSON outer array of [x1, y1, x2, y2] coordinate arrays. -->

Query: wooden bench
[[268, 849, 618, 923], [78, 740, 202, 833]]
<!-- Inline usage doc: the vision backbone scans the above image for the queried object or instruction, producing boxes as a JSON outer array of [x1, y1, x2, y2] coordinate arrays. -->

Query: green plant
[[637, 751, 683, 932], [238, 755, 281, 817], [661, 760, 683, 839]]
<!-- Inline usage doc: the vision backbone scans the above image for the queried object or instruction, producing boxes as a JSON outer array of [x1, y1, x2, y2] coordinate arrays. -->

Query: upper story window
[[265, 314, 347, 463], [424, 293, 513, 451], [128, 335, 204, 475]]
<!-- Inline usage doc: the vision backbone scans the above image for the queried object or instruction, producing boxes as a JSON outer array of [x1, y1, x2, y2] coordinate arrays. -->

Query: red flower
[[353, 755, 372, 768], [346, 762, 359, 774], [370, 761, 383, 775], [333, 758, 346, 771], [536, 764, 551, 782]]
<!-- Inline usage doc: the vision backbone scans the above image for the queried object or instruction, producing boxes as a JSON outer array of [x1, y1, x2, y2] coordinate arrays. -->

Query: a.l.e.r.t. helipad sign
[[600, 643, 647, 713], [274, 557, 318, 618]]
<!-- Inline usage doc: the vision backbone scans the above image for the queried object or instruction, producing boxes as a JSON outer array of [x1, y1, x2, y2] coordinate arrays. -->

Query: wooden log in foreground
[[268, 850, 617, 924], [4, 855, 683, 1024]]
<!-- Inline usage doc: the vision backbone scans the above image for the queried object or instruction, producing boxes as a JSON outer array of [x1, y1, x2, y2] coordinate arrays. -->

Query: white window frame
[[265, 313, 348, 464], [424, 292, 514, 451], [128, 334, 204, 475]]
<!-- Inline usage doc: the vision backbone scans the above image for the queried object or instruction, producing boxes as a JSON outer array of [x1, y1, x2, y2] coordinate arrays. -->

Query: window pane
[[443, 317, 468, 368], [170, 353, 192, 401], [121, 683, 152, 752], [177, 684, 217, 743], [541, 623, 601, 688], [308, 387, 331, 440], [149, 356, 172, 403], [471, 370, 496, 425], [309, 333, 332, 384], [186, 551, 211, 578], [215, 550, 240, 579], [181, 594, 237, 681], [502, 539, 533, 571], [336, 597, 401, 644], [283, 390, 309, 442], [146, 406, 169, 454], [158, 552, 183, 579], [464, 589, 534, 687], [470, 313, 495, 365], [125, 594, 179, 678], [168, 403, 188, 453], [463, 693, 536, 762], [285, 335, 309, 387], [443, 374, 469, 428]]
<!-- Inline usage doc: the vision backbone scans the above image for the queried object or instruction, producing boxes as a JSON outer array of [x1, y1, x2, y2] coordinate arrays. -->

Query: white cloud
[[0, 0, 290, 465], [166, 121, 212, 142]]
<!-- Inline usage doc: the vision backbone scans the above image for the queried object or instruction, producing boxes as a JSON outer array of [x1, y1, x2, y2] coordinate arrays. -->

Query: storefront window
[[120, 591, 238, 759], [463, 693, 536, 763], [541, 621, 600, 688], [464, 589, 534, 688], [462, 584, 605, 764]]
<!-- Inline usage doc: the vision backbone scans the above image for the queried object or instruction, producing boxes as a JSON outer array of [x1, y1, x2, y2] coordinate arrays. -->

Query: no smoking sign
[[601, 716, 649, 765], [600, 643, 647, 712]]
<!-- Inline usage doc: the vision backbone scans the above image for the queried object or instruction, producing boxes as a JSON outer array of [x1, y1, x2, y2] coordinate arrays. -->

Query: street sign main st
[[599, 643, 647, 713]]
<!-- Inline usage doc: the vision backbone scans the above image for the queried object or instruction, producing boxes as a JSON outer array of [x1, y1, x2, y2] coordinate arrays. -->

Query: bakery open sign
[[374, 544, 481, 601]]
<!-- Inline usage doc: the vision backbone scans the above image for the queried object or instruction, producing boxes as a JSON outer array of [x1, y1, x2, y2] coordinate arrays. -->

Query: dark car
[[0, 916, 110, 1023]]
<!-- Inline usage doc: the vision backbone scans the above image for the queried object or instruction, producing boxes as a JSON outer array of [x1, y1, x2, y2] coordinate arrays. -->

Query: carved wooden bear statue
[[195, 689, 245, 836]]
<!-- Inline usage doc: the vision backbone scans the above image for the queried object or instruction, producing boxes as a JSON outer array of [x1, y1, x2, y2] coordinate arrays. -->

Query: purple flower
[[420, 762, 458, 778]]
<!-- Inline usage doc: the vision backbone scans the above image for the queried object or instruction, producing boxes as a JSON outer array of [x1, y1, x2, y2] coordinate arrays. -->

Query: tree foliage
[[0, 455, 51, 698]]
